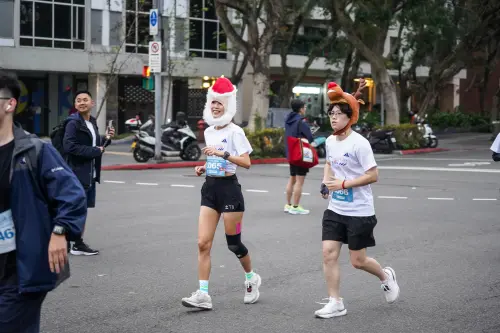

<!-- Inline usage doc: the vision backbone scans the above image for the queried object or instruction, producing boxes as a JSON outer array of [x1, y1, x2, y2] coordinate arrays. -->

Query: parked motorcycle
[[415, 114, 438, 148], [132, 122, 201, 163], [309, 121, 327, 158], [125, 114, 142, 132], [366, 129, 397, 154]]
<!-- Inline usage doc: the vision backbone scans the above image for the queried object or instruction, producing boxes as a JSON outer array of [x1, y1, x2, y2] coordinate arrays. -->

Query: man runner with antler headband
[[314, 82, 400, 319]]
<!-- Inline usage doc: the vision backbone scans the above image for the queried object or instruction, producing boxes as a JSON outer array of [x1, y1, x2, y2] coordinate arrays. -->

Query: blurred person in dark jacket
[[0, 74, 87, 332]]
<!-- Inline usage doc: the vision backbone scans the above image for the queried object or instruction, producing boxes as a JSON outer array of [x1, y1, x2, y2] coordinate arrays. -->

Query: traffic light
[[142, 66, 154, 91]]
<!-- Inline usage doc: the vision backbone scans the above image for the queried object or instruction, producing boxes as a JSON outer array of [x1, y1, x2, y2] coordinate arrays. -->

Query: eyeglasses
[[327, 111, 345, 118]]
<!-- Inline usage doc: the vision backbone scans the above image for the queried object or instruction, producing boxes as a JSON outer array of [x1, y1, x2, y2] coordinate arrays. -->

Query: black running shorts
[[289, 164, 309, 176], [201, 175, 245, 213], [322, 209, 377, 250]]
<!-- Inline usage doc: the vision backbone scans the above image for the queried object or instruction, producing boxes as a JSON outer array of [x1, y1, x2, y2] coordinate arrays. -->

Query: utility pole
[[149, 0, 163, 161]]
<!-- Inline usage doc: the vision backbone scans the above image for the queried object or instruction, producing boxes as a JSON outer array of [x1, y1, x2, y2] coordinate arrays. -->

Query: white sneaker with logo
[[244, 273, 262, 304], [381, 267, 400, 303], [314, 297, 347, 318], [181, 290, 213, 310]]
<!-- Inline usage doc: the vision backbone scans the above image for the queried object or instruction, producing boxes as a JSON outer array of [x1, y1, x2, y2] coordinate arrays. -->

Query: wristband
[[341, 180, 346, 189]]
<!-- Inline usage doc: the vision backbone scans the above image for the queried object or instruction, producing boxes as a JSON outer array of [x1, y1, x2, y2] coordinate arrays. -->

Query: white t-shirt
[[325, 131, 377, 216], [491, 133, 500, 153], [204, 123, 253, 175], [85, 120, 97, 178]]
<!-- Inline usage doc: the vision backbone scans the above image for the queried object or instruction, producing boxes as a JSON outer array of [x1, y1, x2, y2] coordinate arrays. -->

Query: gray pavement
[[40, 148, 500, 333]]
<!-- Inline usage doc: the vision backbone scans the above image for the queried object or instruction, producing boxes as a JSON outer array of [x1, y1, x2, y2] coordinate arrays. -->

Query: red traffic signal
[[142, 66, 151, 78]]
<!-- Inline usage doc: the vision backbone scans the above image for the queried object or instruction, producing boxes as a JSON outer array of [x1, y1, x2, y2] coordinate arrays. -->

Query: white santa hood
[[203, 76, 238, 127]]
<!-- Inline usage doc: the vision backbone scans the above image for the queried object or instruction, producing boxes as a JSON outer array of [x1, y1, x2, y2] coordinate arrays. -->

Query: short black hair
[[0, 72, 21, 102], [328, 103, 352, 118], [74, 90, 92, 103], [291, 99, 305, 112]]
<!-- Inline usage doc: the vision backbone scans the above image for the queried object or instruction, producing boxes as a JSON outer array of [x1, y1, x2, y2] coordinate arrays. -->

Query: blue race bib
[[0, 210, 16, 254], [206, 156, 227, 177], [331, 188, 353, 202]]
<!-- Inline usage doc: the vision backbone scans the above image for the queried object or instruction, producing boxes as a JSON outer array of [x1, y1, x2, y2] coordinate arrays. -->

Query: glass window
[[125, 0, 152, 53], [188, 0, 227, 59], [0, 0, 14, 38], [19, 0, 85, 49]]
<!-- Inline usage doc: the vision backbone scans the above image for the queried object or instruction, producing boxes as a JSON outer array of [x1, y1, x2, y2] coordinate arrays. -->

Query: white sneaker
[[381, 267, 400, 304], [181, 290, 213, 310], [314, 297, 347, 318], [244, 273, 262, 304]]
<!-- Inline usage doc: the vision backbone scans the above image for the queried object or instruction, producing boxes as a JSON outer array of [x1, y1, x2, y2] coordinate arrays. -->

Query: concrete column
[[88, 74, 108, 134], [162, 76, 172, 122], [452, 76, 460, 110], [48, 74, 58, 130]]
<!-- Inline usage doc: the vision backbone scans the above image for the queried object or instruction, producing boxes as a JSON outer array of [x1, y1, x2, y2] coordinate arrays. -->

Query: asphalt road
[[40, 148, 500, 333]]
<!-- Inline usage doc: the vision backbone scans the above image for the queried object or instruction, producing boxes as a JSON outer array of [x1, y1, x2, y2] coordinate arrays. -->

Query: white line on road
[[472, 198, 497, 201], [378, 196, 408, 199], [171, 184, 195, 188], [283, 192, 311, 195], [428, 197, 455, 200], [246, 189, 269, 193], [378, 166, 500, 173], [136, 182, 159, 186], [103, 180, 125, 184]]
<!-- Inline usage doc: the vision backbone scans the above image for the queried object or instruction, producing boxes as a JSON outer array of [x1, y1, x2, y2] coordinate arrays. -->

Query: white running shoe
[[381, 267, 400, 304], [181, 290, 213, 310], [314, 297, 347, 318], [244, 273, 262, 304]]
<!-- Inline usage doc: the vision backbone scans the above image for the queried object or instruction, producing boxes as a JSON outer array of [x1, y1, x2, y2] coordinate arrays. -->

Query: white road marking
[[428, 197, 454, 201], [283, 191, 311, 195], [377, 166, 500, 173], [246, 189, 269, 193], [378, 196, 408, 199], [136, 182, 159, 186], [393, 157, 493, 162], [103, 180, 125, 184], [472, 198, 497, 201], [171, 184, 195, 188], [448, 162, 491, 167]]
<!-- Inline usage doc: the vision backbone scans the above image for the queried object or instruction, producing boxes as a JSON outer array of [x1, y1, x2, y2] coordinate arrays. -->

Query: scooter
[[125, 115, 142, 132], [309, 121, 327, 158], [366, 129, 397, 154], [415, 114, 438, 148], [132, 122, 201, 163]]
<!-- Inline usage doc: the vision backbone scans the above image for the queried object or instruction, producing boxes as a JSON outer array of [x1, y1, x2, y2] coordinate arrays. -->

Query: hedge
[[374, 124, 423, 150], [244, 124, 424, 157], [244, 128, 286, 158], [428, 111, 490, 131]]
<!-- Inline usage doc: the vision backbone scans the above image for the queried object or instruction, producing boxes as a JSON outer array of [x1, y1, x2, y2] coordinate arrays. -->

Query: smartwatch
[[52, 225, 66, 235], [222, 151, 230, 160]]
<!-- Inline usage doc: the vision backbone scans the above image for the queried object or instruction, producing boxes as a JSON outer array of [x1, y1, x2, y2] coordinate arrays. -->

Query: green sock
[[245, 271, 255, 280], [199, 280, 209, 293]]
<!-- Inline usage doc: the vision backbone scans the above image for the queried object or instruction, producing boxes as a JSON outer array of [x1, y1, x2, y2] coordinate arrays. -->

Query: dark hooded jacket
[[284, 112, 314, 159], [9, 124, 87, 293], [63, 113, 111, 188]]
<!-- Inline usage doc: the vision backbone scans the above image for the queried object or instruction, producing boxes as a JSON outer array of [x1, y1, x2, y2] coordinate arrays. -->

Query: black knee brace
[[226, 233, 248, 259]]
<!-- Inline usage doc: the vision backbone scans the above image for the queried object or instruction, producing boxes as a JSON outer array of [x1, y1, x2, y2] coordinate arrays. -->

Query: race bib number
[[302, 146, 313, 163], [206, 156, 227, 177], [0, 210, 16, 254], [331, 188, 353, 203]]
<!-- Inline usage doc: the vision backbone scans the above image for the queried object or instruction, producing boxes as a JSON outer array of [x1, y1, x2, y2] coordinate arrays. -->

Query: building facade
[[0, 0, 469, 135]]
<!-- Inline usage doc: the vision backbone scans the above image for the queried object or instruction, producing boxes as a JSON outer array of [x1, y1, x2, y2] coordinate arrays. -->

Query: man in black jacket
[[63, 90, 114, 256]]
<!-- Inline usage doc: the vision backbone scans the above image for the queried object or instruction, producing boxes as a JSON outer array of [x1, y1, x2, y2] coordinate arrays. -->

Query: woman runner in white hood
[[181, 77, 262, 310]]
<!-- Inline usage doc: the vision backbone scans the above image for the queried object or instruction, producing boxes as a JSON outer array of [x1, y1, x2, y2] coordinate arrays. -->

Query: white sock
[[199, 280, 209, 293]]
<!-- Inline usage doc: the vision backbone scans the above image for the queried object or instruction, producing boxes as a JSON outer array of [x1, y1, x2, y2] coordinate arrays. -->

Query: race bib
[[0, 210, 16, 254], [331, 188, 353, 203], [206, 156, 227, 177]]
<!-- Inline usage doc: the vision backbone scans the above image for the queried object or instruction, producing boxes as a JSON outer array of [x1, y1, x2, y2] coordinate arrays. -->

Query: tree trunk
[[418, 90, 439, 115], [278, 80, 294, 108], [373, 68, 400, 125], [248, 71, 270, 131]]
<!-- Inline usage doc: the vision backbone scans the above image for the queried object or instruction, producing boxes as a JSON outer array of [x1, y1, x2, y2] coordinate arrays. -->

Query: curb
[[102, 157, 288, 171], [395, 148, 450, 155]]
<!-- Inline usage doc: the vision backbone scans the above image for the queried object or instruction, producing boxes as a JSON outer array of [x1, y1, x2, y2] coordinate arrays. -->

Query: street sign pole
[[149, 6, 162, 161]]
